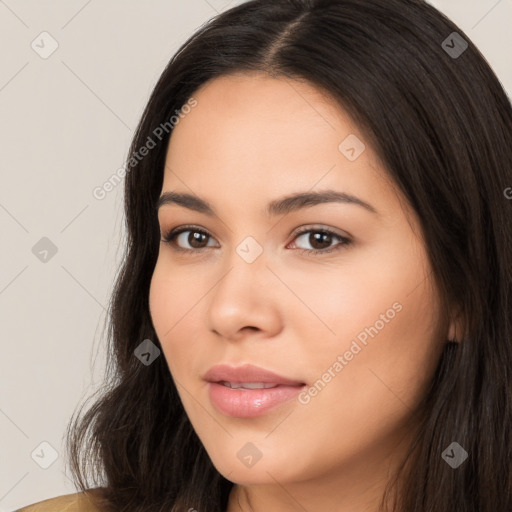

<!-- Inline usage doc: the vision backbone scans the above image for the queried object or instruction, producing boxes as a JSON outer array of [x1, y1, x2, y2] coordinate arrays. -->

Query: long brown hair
[[65, 1, 512, 510]]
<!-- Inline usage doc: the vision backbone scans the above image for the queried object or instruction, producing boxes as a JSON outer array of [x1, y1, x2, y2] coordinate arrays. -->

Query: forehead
[[166, 71, 358, 161], [161, 72, 404, 222]]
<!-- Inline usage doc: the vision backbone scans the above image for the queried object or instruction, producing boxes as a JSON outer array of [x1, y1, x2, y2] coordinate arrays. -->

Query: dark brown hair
[[65, 0, 512, 510]]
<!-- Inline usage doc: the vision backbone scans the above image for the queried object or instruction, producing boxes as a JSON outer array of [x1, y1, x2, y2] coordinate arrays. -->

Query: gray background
[[1, 1, 511, 510]]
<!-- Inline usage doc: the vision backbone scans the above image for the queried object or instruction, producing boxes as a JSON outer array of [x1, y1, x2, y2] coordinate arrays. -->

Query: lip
[[204, 364, 306, 418], [204, 363, 305, 386]]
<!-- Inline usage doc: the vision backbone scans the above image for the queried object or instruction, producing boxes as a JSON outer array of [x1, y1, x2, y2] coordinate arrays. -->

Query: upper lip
[[204, 364, 305, 386]]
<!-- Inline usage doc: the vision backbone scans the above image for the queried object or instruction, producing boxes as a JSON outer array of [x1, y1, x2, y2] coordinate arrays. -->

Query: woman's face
[[149, 72, 458, 503]]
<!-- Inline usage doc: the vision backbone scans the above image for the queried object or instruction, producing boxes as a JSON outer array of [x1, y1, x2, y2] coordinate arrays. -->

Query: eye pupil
[[310, 232, 332, 249], [189, 231, 207, 248]]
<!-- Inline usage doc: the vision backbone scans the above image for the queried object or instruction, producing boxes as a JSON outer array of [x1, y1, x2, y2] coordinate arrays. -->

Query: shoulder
[[15, 489, 105, 512]]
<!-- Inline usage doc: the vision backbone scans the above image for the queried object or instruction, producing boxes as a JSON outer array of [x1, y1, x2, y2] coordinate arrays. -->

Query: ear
[[447, 307, 464, 343]]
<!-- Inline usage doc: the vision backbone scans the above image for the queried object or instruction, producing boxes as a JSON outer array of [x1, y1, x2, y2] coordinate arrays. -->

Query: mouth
[[204, 364, 306, 418], [207, 381, 306, 418], [218, 381, 283, 389]]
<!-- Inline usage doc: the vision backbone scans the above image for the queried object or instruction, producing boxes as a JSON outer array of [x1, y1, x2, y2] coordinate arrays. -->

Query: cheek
[[293, 244, 443, 419], [148, 260, 207, 379], [149, 263, 175, 337], [149, 257, 199, 331], [148, 261, 222, 443]]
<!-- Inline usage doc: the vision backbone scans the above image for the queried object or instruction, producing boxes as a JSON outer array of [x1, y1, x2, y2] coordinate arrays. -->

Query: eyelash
[[160, 224, 352, 256]]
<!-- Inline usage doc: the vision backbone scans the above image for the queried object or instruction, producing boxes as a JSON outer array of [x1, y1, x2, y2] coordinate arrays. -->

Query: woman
[[17, 0, 512, 511]]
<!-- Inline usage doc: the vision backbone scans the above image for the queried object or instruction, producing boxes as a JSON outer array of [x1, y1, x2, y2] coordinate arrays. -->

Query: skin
[[149, 72, 462, 512]]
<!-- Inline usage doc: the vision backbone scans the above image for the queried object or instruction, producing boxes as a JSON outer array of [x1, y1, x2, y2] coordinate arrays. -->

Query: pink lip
[[204, 364, 306, 418], [203, 363, 305, 386]]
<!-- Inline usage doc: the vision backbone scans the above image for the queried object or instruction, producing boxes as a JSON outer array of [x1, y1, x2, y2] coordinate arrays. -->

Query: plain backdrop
[[1, 1, 511, 510]]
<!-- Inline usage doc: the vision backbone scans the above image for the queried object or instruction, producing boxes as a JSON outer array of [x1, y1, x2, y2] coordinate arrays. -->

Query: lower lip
[[207, 382, 305, 418]]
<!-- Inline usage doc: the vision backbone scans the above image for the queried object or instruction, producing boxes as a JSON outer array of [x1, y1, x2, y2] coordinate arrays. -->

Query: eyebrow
[[156, 189, 378, 217]]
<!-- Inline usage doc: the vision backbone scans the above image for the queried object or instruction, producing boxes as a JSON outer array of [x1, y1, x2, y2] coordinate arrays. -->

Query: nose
[[207, 249, 283, 342]]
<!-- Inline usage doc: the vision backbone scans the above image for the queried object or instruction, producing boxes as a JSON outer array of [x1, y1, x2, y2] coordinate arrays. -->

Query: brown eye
[[303, 231, 333, 250], [291, 227, 352, 256], [161, 226, 218, 252], [182, 230, 209, 249]]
